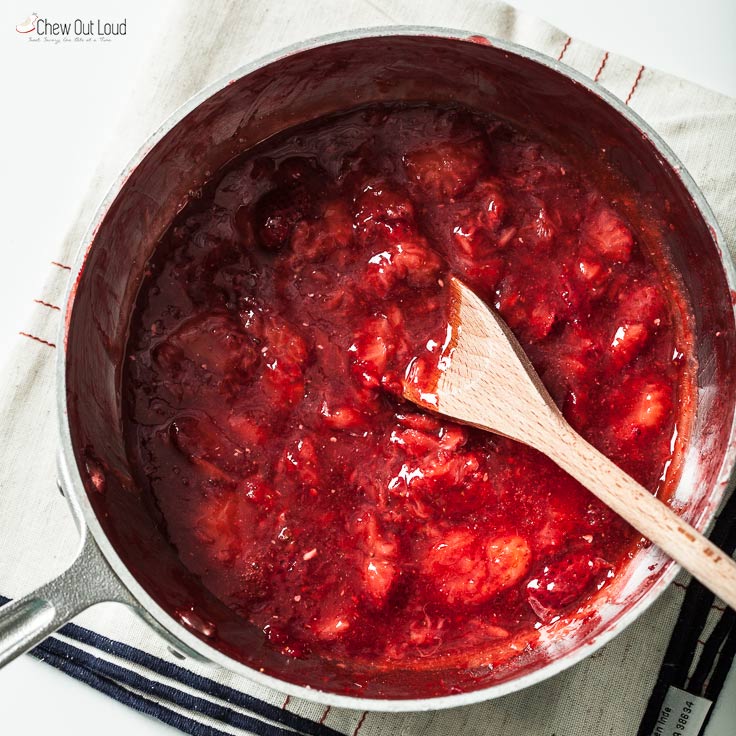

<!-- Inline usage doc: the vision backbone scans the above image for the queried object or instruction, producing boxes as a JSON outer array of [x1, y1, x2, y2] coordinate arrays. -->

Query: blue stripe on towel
[[0, 594, 344, 736], [59, 617, 343, 736], [32, 643, 237, 736], [37, 635, 300, 736]]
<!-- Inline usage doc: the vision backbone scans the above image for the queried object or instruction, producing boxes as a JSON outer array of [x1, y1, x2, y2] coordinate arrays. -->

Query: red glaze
[[124, 104, 690, 669]]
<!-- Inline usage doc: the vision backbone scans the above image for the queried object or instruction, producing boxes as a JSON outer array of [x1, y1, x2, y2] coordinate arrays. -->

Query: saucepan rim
[[56, 25, 736, 712]]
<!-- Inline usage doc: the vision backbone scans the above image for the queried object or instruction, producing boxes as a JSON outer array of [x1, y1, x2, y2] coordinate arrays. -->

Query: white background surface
[[1, 1, 735, 734]]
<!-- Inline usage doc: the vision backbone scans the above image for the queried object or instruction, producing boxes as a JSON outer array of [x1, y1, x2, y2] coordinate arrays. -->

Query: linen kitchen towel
[[2, 2, 736, 735]]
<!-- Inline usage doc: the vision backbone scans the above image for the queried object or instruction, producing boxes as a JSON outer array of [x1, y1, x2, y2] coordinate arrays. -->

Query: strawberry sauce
[[124, 104, 691, 669]]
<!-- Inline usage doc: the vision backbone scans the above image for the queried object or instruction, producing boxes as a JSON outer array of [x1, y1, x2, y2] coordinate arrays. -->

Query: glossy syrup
[[123, 103, 690, 667]]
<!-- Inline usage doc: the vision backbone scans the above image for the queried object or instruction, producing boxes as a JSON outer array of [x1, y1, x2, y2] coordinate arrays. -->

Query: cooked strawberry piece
[[352, 329, 388, 378], [616, 283, 666, 327], [452, 226, 498, 261], [402, 354, 437, 407], [255, 186, 310, 249], [424, 530, 531, 605], [548, 326, 597, 382], [496, 273, 558, 342], [408, 611, 447, 651], [535, 501, 588, 554], [520, 206, 555, 248], [263, 318, 309, 374], [389, 420, 476, 497], [528, 302, 557, 341], [487, 535, 534, 592], [227, 414, 267, 447], [320, 403, 368, 431], [497, 226, 518, 247], [476, 180, 507, 231], [349, 315, 396, 389], [390, 427, 441, 457], [466, 620, 511, 644], [438, 425, 468, 452], [261, 317, 309, 406], [540, 325, 599, 420], [622, 379, 673, 434], [461, 255, 506, 291], [232, 557, 274, 607], [364, 557, 396, 603], [363, 250, 396, 295], [451, 181, 508, 258], [155, 311, 257, 379], [354, 181, 415, 238], [420, 452, 480, 485], [583, 207, 634, 262], [423, 528, 487, 604], [609, 322, 649, 367], [170, 414, 250, 478], [241, 477, 276, 509], [290, 199, 353, 260], [576, 257, 611, 289], [347, 389, 381, 420], [405, 139, 487, 199], [395, 412, 442, 433], [527, 553, 613, 620], [363, 233, 443, 296], [353, 511, 398, 605], [308, 610, 354, 641], [255, 161, 325, 251], [398, 240, 443, 285], [452, 223, 483, 257], [195, 491, 238, 545], [534, 207, 555, 244], [278, 436, 320, 488]]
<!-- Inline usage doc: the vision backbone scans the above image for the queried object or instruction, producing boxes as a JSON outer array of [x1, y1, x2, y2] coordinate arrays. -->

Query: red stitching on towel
[[281, 695, 291, 709], [34, 299, 61, 311], [353, 712, 368, 736], [19, 332, 56, 348], [625, 65, 645, 104], [51, 260, 72, 271], [557, 36, 571, 62], [319, 706, 331, 724], [593, 52, 609, 82]]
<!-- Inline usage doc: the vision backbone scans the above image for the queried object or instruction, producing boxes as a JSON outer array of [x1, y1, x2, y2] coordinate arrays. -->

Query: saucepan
[[1, 27, 735, 711]]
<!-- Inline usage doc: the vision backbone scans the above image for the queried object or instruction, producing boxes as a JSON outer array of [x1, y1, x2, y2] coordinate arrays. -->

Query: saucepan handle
[[0, 531, 133, 669]]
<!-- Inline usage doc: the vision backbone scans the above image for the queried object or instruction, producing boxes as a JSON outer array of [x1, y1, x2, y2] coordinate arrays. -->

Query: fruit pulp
[[124, 103, 691, 668]]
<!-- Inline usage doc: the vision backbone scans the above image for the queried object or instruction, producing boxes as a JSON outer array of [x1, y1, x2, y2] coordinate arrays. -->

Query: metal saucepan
[[1, 28, 735, 711]]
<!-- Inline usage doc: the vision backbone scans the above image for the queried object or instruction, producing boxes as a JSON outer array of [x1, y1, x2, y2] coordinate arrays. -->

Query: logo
[[15, 12, 127, 42], [16, 13, 38, 33]]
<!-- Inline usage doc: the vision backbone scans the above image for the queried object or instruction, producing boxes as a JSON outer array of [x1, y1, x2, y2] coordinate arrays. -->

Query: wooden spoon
[[404, 276, 736, 610]]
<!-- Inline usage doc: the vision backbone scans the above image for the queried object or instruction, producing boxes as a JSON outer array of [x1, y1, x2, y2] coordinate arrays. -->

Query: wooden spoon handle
[[539, 426, 736, 610]]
